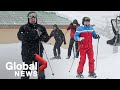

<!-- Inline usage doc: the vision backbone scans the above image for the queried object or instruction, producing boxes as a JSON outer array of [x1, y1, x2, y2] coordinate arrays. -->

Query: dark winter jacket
[[49, 29, 66, 44], [17, 23, 49, 62]]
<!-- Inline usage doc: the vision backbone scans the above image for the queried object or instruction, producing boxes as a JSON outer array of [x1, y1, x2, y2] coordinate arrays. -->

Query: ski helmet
[[73, 19, 78, 24], [53, 24, 58, 29], [27, 11, 37, 24], [82, 17, 90, 25]]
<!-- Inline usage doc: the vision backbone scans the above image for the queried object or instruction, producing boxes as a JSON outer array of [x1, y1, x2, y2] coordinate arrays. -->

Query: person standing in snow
[[49, 24, 66, 59], [17, 11, 49, 79], [74, 17, 100, 78], [66, 19, 80, 59]]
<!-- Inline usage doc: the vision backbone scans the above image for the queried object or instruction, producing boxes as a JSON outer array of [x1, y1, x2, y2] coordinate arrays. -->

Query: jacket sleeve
[[17, 25, 39, 42], [17, 25, 32, 42], [17, 25, 25, 41], [40, 26, 49, 43], [92, 28, 97, 39], [49, 30, 54, 39], [74, 27, 81, 41], [67, 23, 72, 30], [60, 30, 66, 44]]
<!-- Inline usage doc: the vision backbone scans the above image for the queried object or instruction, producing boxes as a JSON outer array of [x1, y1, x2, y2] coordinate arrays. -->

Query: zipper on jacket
[[87, 27, 90, 49]]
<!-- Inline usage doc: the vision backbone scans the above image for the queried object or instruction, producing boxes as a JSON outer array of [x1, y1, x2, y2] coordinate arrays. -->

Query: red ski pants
[[77, 48, 95, 73]]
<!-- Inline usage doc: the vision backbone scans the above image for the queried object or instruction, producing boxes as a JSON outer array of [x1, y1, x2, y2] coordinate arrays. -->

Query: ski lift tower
[[103, 16, 119, 53]]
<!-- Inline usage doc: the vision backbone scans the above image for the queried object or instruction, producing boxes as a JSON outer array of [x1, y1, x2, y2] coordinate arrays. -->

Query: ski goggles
[[28, 12, 37, 18], [84, 17, 90, 21]]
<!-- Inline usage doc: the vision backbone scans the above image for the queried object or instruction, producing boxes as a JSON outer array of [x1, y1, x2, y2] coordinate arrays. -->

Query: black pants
[[53, 41, 63, 57], [68, 38, 79, 57], [21, 52, 45, 79]]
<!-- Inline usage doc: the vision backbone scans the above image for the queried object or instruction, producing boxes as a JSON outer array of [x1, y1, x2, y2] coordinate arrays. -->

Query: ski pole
[[69, 44, 76, 72], [36, 26, 41, 78], [95, 38, 100, 71], [38, 41, 40, 78], [42, 45, 54, 76], [73, 43, 76, 59]]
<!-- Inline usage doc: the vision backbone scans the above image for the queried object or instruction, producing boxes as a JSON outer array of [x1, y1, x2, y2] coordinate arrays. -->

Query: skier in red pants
[[74, 17, 100, 78]]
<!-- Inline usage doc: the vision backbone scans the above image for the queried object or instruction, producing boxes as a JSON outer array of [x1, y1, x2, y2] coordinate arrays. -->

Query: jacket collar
[[27, 22, 37, 29], [84, 24, 90, 28]]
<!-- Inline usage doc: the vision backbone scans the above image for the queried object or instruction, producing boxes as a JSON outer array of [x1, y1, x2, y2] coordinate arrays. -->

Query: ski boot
[[57, 55, 61, 59], [88, 72, 97, 78], [50, 56, 58, 60], [76, 55, 79, 58], [66, 56, 70, 59], [76, 72, 84, 78]]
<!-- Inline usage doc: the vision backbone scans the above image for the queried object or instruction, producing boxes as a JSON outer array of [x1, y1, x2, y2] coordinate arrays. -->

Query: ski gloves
[[95, 34, 100, 39], [78, 37, 84, 42]]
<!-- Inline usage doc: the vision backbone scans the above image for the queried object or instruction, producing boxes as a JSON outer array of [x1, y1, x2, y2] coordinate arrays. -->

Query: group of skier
[[17, 11, 100, 79]]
